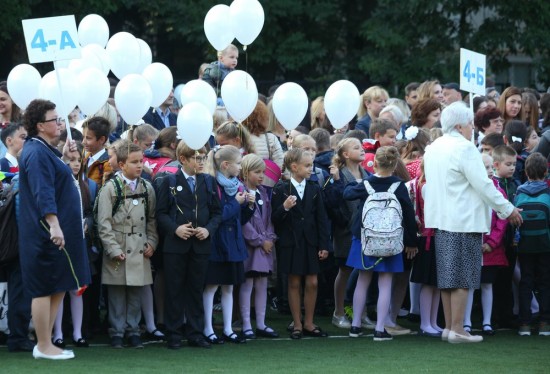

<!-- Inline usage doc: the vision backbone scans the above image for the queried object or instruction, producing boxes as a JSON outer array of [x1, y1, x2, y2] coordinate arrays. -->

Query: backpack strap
[[363, 180, 376, 195], [111, 177, 124, 216], [388, 182, 401, 194]]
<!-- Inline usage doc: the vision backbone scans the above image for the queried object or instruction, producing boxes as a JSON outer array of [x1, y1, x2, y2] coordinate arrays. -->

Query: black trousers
[[518, 252, 550, 324], [164, 251, 209, 341], [6, 261, 32, 349]]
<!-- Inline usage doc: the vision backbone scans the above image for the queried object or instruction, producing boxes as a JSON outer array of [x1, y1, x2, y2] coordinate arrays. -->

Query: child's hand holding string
[[236, 191, 246, 204], [329, 165, 339, 181], [283, 195, 297, 210]]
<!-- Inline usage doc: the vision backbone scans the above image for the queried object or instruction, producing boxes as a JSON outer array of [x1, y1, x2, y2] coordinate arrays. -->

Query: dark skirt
[[278, 244, 320, 276], [481, 266, 499, 284], [411, 236, 438, 287], [205, 261, 245, 286]]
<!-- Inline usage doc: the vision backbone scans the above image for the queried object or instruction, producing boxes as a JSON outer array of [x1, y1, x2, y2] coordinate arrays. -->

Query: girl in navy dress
[[271, 148, 330, 339], [203, 145, 255, 344], [239, 154, 279, 339], [344, 146, 417, 341]]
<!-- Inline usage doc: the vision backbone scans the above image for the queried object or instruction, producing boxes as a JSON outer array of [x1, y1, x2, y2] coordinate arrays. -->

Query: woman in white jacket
[[423, 101, 523, 344]]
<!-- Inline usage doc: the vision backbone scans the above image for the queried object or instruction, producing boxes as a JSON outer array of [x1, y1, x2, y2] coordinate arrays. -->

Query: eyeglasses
[[42, 117, 62, 125], [191, 156, 207, 163]]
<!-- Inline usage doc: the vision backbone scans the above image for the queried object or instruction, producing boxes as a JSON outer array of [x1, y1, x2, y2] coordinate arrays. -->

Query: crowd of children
[[1, 73, 550, 360]]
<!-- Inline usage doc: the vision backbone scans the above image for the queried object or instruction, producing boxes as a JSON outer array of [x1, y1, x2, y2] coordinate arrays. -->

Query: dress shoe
[[441, 329, 450, 342], [241, 329, 256, 340], [384, 324, 411, 336], [419, 329, 442, 338], [127, 335, 144, 349], [188, 337, 212, 349], [448, 330, 483, 344], [111, 336, 124, 349], [167, 337, 182, 350], [204, 333, 224, 345], [223, 332, 246, 344], [52, 338, 66, 349], [8, 340, 36, 352], [33, 346, 75, 360], [256, 327, 279, 338], [73, 338, 89, 348]]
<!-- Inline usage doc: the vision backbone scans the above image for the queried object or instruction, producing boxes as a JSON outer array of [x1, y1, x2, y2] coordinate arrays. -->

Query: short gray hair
[[380, 104, 407, 126], [441, 101, 473, 134]]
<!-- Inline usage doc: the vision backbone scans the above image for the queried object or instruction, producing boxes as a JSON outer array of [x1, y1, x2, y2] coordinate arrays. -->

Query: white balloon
[[67, 45, 103, 75], [136, 38, 152, 74], [106, 32, 140, 79], [204, 5, 234, 51], [173, 83, 185, 108], [142, 63, 173, 108], [180, 80, 217, 115], [38, 69, 79, 117], [230, 0, 264, 47], [7, 64, 41, 110], [221, 70, 258, 122], [83, 44, 111, 76], [272, 83, 309, 131], [77, 68, 110, 116], [114, 74, 153, 125], [78, 14, 109, 48], [177, 102, 213, 150], [324, 80, 361, 129]]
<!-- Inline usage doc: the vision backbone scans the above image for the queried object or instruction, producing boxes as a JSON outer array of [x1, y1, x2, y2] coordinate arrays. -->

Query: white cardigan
[[424, 132, 514, 233]]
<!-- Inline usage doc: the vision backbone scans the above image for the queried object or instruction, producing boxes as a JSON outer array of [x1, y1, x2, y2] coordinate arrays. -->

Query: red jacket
[[483, 179, 509, 267]]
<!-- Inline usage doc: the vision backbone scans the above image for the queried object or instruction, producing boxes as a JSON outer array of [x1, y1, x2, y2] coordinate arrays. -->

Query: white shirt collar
[[87, 148, 106, 166], [291, 177, 305, 188], [5, 153, 17, 167], [182, 170, 195, 181], [119, 173, 137, 188]]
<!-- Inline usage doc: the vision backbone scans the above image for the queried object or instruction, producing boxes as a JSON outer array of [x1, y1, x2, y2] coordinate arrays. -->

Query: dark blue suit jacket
[[143, 108, 177, 131]]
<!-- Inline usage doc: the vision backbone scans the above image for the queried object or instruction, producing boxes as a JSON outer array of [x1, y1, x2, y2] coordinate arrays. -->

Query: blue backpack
[[515, 188, 550, 253]]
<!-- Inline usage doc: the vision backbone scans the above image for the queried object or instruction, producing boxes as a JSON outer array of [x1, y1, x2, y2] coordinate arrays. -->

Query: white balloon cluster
[[8, 5, 363, 150], [203, 0, 265, 52]]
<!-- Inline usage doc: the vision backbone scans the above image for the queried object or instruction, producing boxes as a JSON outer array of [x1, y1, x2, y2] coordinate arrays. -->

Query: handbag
[[262, 133, 282, 188]]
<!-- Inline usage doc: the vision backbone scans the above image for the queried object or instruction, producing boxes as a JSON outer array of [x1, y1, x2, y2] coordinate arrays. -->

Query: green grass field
[[1, 311, 550, 373]]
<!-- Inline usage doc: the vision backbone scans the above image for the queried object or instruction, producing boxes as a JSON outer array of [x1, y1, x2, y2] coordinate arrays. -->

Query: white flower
[[405, 126, 419, 140]]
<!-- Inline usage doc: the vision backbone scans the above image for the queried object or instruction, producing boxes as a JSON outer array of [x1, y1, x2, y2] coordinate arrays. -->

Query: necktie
[[129, 181, 136, 191], [187, 177, 195, 193], [297, 182, 304, 199]]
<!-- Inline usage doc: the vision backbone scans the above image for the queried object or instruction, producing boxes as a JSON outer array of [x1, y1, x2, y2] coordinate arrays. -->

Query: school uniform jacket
[[155, 170, 222, 255], [271, 179, 330, 250], [83, 150, 112, 187], [98, 177, 158, 286]]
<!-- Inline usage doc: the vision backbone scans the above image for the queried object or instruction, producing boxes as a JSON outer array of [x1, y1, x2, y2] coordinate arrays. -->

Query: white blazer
[[424, 132, 514, 233]]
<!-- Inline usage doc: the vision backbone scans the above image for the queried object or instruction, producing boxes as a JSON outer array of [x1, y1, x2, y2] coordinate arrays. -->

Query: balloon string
[[245, 46, 249, 89], [216, 50, 221, 100]]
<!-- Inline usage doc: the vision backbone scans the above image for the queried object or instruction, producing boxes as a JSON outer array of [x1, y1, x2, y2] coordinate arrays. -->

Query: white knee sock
[[419, 285, 438, 333], [376, 274, 393, 332], [463, 289, 474, 328], [141, 285, 158, 334], [203, 285, 218, 337], [70, 290, 84, 341], [481, 283, 493, 326], [239, 278, 254, 332], [254, 277, 268, 330], [221, 285, 234, 336], [351, 271, 371, 328]]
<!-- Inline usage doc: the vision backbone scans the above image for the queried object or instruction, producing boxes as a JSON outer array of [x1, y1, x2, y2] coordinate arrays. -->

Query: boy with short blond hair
[[202, 44, 239, 94]]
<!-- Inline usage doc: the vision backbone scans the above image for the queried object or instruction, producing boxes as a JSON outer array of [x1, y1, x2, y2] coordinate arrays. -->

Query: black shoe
[[52, 338, 66, 348], [128, 335, 144, 349], [303, 326, 328, 338], [349, 326, 363, 338], [111, 336, 124, 349], [167, 337, 182, 350], [482, 324, 496, 336], [8, 340, 35, 352], [223, 332, 246, 344], [188, 337, 212, 349], [256, 327, 279, 338], [73, 338, 89, 348], [373, 329, 393, 341], [241, 329, 256, 340], [204, 333, 224, 345], [146, 329, 165, 341]]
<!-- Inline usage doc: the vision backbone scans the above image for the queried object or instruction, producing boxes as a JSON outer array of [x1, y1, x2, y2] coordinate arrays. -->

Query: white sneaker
[[361, 315, 376, 329], [332, 313, 351, 329], [384, 324, 411, 336]]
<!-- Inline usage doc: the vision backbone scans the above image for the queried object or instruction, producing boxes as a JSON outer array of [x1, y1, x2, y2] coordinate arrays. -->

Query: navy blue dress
[[18, 137, 91, 298]]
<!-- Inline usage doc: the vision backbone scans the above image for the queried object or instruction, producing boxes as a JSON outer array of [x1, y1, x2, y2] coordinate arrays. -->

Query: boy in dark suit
[[156, 142, 221, 349]]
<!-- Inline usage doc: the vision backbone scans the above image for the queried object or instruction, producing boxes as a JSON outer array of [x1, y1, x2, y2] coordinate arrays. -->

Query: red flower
[[76, 285, 88, 296]]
